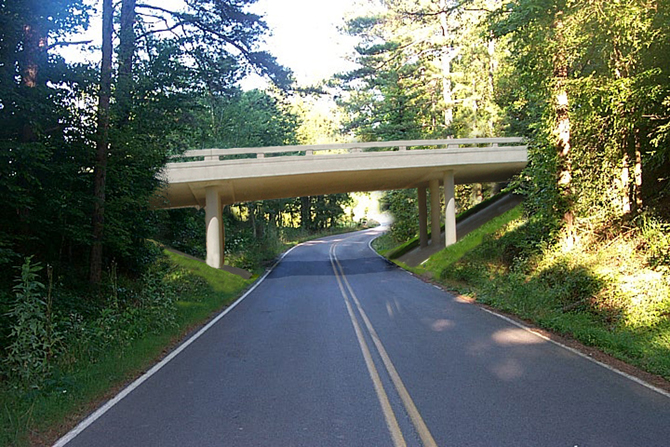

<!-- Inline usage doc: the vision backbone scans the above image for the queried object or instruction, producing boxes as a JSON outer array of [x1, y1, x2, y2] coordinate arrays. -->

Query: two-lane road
[[58, 229, 670, 446]]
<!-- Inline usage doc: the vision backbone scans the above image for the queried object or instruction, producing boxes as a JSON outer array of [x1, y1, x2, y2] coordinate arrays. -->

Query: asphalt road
[[59, 228, 670, 447]]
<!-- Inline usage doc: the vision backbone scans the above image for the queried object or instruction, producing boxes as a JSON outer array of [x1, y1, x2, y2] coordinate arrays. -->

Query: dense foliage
[[335, 0, 504, 141], [0, 0, 355, 405], [337, 0, 670, 245], [0, 250, 252, 446], [0, 0, 289, 282], [334, 0, 510, 241], [492, 0, 670, 230]]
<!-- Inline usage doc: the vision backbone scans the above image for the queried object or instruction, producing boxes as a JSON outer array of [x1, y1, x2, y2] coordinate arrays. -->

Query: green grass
[[370, 232, 399, 254], [0, 250, 252, 447], [377, 205, 670, 382], [419, 205, 524, 275], [385, 192, 514, 260], [165, 250, 253, 294]]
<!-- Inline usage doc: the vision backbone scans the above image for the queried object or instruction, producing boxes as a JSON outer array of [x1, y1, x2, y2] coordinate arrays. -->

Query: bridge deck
[[154, 138, 527, 209]]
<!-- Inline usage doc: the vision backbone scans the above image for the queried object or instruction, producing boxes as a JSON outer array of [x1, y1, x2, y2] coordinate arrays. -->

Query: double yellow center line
[[329, 242, 438, 447]]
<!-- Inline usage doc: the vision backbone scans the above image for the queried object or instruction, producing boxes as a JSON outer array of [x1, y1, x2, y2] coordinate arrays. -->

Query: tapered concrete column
[[205, 187, 224, 269], [429, 179, 441, 246], [418, 187, 428, 248], [444, 170, 456, 246]]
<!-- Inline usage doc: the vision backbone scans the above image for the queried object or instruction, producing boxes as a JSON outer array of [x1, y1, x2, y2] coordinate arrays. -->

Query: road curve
[[59, 229, 670, 447]]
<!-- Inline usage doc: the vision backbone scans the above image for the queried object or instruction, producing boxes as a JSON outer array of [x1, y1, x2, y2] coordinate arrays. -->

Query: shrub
[[639, 215, 670, 269], [4, 258, 61, 389], [536, 259, 605, 310]]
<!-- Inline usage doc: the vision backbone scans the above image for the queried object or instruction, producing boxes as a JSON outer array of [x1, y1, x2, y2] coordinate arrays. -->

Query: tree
[[1, 0, 293, 285], [491, 0, 664, 232], [87, 0, 294, 282], [334, 4, 436, 141], [382, 189, 419, 242], [335, 0, 505, 140], [0, 0, 92, 275], [90, 0, 114, 284], [334, 0, 506, 241], [135, 0, 291, 89]]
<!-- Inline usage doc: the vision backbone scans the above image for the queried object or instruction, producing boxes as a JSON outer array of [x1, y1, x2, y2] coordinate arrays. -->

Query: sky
[[247, 0, 360, 87], [62, 0, 361, 88]]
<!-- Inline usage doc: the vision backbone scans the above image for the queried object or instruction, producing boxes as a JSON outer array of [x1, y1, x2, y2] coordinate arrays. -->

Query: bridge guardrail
[[168, 137, 526, 164]]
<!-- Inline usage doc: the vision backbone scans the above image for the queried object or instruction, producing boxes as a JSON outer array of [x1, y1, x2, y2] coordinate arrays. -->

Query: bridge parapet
[[170, 137, 525, 164]]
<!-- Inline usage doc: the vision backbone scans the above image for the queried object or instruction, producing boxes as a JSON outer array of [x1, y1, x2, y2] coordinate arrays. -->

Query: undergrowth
[[405, 206, 670, 381], [376, 192, 515, 260], [0, 251, 251, 447]]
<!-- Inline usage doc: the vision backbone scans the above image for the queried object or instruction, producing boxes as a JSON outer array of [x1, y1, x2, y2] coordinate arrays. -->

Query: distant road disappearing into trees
[[60, 230, 670, 447]]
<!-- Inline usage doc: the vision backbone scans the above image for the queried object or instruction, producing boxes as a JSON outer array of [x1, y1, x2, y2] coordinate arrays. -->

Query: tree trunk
[[634, 127, 643, 211], [621, 142, 632, 213], [250, 204, 258, 239], [20, 21, 47, 89], [117, 0, 136, 124], [623, 126, 644, 215], [487, 37, 497, 135], [553, 11, 574, 236], [471, 183, 483, 204], [439, 0, 456, 127], [301, 196, 311, 230], [90, 0, 114, 284], [19, 19, 48, 142]]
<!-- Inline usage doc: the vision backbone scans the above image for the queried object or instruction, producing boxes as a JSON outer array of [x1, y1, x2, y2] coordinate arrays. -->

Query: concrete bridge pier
[[421, 172, 456, 249], [205, 186, 225, 269], [418, 187, 428, 248], [430, 179, 441, 247], [444, 170, 456, 246]]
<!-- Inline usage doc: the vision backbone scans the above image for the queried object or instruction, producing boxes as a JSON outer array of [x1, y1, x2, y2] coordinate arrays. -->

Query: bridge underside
[[153, 148, 527, 209], [152, 143, 527, 269], [155, 163, 525, 209]]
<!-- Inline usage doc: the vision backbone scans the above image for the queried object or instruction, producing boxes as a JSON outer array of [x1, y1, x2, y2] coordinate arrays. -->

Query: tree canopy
[[336, 0, 670, 242], [0, 0, 295, 283]]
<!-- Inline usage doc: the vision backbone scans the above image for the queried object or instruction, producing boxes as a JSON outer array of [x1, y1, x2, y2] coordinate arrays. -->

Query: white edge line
[[366, 231, 413, 277], [367, 230, 389, 260], [478, 307, 670, 400], [366, 229, 670, 401], [53, 244, 301, 447]]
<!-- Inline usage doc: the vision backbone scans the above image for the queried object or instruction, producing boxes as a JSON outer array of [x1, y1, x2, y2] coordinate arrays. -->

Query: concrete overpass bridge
[[153, 137, 527, 268]]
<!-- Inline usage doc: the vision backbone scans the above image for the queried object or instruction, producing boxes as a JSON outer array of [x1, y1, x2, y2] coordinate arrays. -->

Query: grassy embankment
[[0, 250, 251, 447], [374, 192, 513, 260], [376, 205, 670, 381], [1, 223, 368, 447]]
